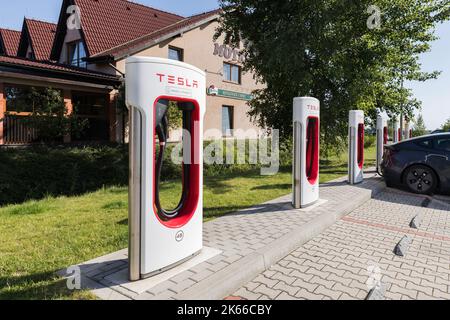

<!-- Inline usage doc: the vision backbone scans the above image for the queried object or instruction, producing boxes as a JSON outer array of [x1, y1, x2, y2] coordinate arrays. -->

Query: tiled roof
[[74, 0, 184, 56], [0, 55, 120, 82], [95, 9, 221, 59], [0, 28, 21, 56], [24, 19, 57, 60]]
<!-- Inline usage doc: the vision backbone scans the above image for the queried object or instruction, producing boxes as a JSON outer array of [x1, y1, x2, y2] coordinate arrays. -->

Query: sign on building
[[213, 43, 245, 63], [207, 85, 253, 101]]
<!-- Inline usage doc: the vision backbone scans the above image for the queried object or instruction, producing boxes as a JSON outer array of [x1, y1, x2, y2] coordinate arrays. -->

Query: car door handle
[[426, 154, 449, 161]]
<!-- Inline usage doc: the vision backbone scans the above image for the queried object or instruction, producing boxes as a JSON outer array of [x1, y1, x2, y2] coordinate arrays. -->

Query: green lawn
[[0, 146, 375, 300]]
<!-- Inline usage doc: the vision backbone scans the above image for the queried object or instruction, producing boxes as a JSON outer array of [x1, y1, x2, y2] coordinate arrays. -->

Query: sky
[[1, 0, 448, 130]]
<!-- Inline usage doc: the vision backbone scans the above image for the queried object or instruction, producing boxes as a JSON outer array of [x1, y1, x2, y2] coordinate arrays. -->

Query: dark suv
[[381, 133, 450, 195]]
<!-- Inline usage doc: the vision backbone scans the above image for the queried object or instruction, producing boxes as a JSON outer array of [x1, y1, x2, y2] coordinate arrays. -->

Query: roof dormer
[[0, 28, 21, 56], [17, 18, 57, 61]]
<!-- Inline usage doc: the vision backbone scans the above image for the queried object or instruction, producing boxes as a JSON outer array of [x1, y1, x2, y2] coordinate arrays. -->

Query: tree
[[8, 87, 88, 143], [216, 0, 449, 154], [167, 102, 183, 131], [442, 118, 450, 131], [413, 114, 428, 137]]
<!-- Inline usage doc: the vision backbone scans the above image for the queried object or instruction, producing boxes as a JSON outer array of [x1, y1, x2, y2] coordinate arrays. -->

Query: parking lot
[[233, 190, 450, 300]]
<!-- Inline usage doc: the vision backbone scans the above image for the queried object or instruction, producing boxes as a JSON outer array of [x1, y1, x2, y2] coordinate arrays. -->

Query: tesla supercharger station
[[376, 115, 388, 173], [392, 116, 402, 143], [126, 57, 206, 281], [348, 111, 365, 185], [393, 115, 401, 143], [293, 97, 320, 209], [405, 121, 413, 139]]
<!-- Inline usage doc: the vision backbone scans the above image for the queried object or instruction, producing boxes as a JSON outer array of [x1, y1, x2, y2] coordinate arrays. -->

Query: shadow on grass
[[0, 271, 83, 300], [251, 184, 291, 191]]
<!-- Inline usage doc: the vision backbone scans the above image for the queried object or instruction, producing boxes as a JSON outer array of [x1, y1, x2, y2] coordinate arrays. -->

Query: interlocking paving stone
[[234, 190, 450, 300], [61, 173, 389, 299]]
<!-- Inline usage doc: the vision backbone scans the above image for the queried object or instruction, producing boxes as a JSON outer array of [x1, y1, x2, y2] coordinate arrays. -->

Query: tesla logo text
[[156, 73, 199, 88], [307, 104, 319, 111], [176, 231, 184, 242]]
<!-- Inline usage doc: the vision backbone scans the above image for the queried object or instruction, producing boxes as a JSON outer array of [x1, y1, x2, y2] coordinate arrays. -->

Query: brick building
[[0, 0, 264, 145]]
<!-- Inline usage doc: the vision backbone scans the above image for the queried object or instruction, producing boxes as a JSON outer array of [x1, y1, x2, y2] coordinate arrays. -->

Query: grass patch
[[0, 146, 375, 300], [102, 201, 128, 210], [4, 199, 55, 216]]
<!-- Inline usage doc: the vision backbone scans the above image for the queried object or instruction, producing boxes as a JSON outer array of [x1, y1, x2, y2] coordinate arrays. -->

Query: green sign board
[[207, 86, 253, 101]]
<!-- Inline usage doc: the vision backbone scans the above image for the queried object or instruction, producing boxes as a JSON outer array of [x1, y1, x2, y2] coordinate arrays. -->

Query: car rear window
[[414, 139, 433, 149], [436, 138, 450, 152]]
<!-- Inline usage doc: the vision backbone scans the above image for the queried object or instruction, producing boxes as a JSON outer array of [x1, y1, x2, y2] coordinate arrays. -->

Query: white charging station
[[126, 57, 206, 280], [405, 121, 412, 139], [348, 110, 365, 185], [376, 114, 388, 173], [393, 115, 401, 143], [293, 97, 320, 209]]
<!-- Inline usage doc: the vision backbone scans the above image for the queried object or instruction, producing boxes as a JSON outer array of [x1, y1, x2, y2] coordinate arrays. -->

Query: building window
[[223, 62, 241, 84], [168, 46, 183, 61], [72, 92, 108, 141], [222, 105, 234, 137], [5, 85, 50, 113], [67, 41, 87, 68]]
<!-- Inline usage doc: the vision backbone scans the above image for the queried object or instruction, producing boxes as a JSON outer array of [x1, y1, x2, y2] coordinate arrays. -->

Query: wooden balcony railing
[[3, 115, 37, 145]]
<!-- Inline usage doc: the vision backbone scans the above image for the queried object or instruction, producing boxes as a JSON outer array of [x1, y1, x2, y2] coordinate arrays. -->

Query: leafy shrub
[[0, 145, 128, 206], [0, 139, 289, 206], [364, 135, 376, 149]]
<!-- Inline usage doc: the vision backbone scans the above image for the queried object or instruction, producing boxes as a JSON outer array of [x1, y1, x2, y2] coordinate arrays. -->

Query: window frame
[[67, 41, 87, 68], [168, 46, 184, 62], [223, 62, 241, 85], [4, 84, 45, 114], [222, 105, 234, 137]]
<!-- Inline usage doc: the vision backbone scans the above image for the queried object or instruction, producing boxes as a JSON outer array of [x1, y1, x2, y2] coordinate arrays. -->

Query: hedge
[[0, 145, 128, 206], [0, 140, 289, 206]]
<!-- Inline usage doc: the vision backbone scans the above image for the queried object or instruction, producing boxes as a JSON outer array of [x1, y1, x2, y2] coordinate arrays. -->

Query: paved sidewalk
[[233, 190, 450, 300], [65, 172, 385, 300]]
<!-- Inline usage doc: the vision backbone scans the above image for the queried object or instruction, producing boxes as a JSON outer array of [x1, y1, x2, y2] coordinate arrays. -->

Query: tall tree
[[413, 113, 428, 136], [216, 0, 449, 153], [442, 118, 450, 131]]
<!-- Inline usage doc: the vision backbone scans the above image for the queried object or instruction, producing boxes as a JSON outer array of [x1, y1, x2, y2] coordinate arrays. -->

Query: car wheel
[[404, 165, 438, 195], [385, 180, 395, 188]]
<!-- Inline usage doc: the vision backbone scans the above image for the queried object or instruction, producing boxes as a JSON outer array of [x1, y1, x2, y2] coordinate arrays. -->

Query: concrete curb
[[175, 177, 386, 300]]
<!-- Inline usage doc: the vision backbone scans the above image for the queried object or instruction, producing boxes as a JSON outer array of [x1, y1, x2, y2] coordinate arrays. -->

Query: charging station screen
[[153, 97, 200, 229], [306, 117, 319, 185]]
